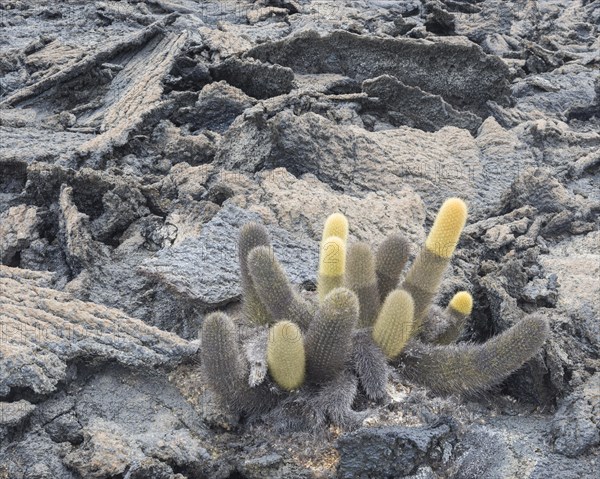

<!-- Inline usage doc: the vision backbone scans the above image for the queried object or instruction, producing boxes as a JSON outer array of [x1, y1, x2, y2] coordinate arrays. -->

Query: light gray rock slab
[[139, 203, 319, 308]]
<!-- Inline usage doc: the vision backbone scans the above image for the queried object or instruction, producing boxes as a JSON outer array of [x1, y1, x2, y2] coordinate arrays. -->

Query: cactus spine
[[402, 198, 467, 328], [345, 242, 380, 326], [372, 290, 414, 359], [267, 321, 306, 390]]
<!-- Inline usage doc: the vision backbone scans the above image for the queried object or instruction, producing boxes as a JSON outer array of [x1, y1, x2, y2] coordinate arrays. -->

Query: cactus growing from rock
[[200, 199, 550, 430]]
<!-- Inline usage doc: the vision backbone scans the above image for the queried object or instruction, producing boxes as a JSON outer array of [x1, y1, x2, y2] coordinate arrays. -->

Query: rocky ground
[[0, 1, 599, 478]]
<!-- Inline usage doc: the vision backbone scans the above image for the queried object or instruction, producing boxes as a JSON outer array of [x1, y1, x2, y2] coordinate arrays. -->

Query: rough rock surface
[[551, 373, 600, 458], [246, 30, 511, 114], [337, 422, 455, 478], [1, 0, 599, 477], [219, 166, 427, 246], [139, 203, 320, 308], [0, 265, 196, 396], [214, 103, 538, 217], [361, 74, 483, 134], [0, 204, 40, 264]]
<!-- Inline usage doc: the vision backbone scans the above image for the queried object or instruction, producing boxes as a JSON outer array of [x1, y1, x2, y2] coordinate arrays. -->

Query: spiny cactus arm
[[267, 321, 306, 391], [200, 312, 248, 412], [322, 212, 349, 243], [435, 291, 473, 345], [375, 233, 410, 302], [352, 329, 389, 401], [201, 313, 277, 415], [238, 223, 272, 325], [247, 246, 312, 331], [398, 314, 550, 395], [402, 198, 468, 330], [201, 312, 246, 397], [372, 290, 414, 359], [318, 236, 346, 301], [345, 242, 380, 326], [305, 288, 358, 384]]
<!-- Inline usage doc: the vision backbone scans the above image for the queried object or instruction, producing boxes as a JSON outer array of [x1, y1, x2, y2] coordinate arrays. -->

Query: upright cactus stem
[[402, 198, 468, 329], [318, 236, 346, 301], [238, 223, 272, 325], [318, 213, 348, 301], [248, 246, 312, 331], [345, 242, 380, 326], [375, 233, 410, 302], [352, 330, 389, 401], [436, 291, 473, 345], [306, 288, 358, 384], [267, 321, 306, 391], [372, 290, 414, 359], [201, 312, 247, 410]]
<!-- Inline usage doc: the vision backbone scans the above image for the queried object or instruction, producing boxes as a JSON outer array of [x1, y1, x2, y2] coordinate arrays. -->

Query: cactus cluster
[[200, 198, 550, 430]]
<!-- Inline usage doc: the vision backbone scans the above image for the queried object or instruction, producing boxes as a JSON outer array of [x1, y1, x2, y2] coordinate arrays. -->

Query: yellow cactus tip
[[425, 197, 468, 258], [449, 291, 473, 315], [319, 235, 346, 276], [322, 213, 349, 242]]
